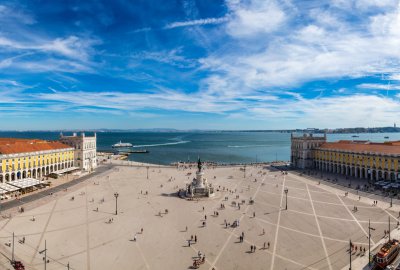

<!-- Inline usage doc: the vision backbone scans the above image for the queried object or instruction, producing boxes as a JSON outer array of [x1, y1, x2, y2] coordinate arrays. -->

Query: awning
[[56, 166, 80, 174], [7, 178, 42, 189], [0, 183, 20, 192]]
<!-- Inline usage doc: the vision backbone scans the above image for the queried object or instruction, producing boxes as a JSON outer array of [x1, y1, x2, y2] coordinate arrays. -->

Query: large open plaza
[[0, 162, 399, 270]]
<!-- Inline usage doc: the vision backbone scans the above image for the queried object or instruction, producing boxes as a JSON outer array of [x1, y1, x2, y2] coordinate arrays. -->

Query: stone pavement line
[[256, 216, 368, 245], [85, 185, 91, 270], [29, 199, 58, 264], [306, 183, 333, 270], [135, 242, 151, 270], [255, 197, 380, 224], [0, 217, 12, 231], [205, 215, 318, 270], [209, 170, 266, 270], [269, 174, 286, 270], [336, 195, 375, 245]]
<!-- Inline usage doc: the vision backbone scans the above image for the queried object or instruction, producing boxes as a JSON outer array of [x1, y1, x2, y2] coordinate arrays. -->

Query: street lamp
[[349, 239, 352, 270], [114, 192, 119, 215], [368, 219, 375, 266], [39, 240, 47, 270], [146, 166, 149, 179], [284, 188, 289, 210]]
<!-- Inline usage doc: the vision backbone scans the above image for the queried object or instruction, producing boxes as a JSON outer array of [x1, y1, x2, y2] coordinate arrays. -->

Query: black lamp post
[[284, 188, 289, 210], [349, 239, 352, 270], [39, 240, 47, 270], [368, 219, 375, 266], [114, 192, 119, 215]]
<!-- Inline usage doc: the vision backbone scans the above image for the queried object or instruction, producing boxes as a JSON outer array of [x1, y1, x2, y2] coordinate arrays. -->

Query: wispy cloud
[[358, 83, 400, 90], [131, 27, 152, 33], [130, 48, 197, 68], [164, 17, 228, 29]]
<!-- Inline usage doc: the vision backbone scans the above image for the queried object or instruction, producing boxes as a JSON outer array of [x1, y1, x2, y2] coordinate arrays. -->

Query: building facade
[[291, 134, 400, 182], [59, 132, 97, 171], [290, 133, 326, 169], [0, 138, 75, 183]]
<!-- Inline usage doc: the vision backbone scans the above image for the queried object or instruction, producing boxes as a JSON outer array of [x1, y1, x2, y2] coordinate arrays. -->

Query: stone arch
[[22, 171, 27, 179], [0, 174, 3, 183], [11, 172, 15, 181], [384, 171, 389, 181], [5, 173, 9, 182]]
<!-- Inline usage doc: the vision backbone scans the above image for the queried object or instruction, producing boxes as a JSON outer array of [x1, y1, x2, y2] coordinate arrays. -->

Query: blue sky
[[1, 0, 400, 130]]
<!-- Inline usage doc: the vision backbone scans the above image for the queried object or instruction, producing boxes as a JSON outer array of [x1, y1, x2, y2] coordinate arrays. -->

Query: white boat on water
[[112, 141, 133, 148]]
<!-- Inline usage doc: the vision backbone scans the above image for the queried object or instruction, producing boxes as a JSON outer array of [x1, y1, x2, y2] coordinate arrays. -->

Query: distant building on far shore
[[60, 132, 97, 172], [291, 133, 400, 182]]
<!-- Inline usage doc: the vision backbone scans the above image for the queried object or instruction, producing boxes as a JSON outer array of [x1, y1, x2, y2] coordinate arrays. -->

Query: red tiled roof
[[0, 138, 72, 155], [318, 140, 400, 155]]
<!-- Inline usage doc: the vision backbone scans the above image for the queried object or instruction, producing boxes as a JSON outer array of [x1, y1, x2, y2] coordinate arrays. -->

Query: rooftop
[[318, 140, 400, 155], [0, 138, 72, 155]]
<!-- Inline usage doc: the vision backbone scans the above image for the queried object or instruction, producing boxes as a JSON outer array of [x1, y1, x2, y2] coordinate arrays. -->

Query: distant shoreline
[[0, 128, 399, 134]]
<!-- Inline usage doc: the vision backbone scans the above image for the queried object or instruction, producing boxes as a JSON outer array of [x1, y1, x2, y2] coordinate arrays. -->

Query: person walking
[[195, 235, 197, 243]]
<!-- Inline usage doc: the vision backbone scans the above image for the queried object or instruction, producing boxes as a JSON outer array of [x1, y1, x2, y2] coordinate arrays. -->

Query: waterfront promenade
[[0, 162, 398, 269]]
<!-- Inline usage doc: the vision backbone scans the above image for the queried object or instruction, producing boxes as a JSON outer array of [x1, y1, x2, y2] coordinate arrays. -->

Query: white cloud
[[200, 0, 400, 91], [164, 17, 228, 29], [357, 83, 400, 90], [131, 48, 197, 68], [226, 0, 287, 37], [0, 36, 99, 61]]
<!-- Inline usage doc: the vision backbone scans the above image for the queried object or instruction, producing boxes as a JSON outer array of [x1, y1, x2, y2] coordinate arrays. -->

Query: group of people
[[187, 234, 198, 247], [349, 243, 366, 255]]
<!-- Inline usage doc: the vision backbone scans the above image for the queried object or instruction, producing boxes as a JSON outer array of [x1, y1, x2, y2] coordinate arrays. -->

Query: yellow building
[[314, 140, 400, 182], [0, 138, 75, 182], [291, 134, 400, 182]]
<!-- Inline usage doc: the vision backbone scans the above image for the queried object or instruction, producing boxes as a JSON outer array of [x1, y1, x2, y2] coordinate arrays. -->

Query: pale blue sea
[[0, 131, 399, 165]]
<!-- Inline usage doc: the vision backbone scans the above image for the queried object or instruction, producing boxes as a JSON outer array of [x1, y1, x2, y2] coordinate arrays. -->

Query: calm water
[[1, 131, 400, 165]]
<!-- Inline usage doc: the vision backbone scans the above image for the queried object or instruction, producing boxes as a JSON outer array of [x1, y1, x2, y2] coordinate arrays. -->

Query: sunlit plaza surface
[[0, 163, 398, 270]]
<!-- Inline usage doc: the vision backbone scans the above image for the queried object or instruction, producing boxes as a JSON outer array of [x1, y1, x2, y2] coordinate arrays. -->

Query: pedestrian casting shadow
[[93, 210, 115, 215], [264, 209, 280, 215]]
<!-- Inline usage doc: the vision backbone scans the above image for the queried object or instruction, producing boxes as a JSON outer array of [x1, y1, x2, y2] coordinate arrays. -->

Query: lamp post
[[284, 188, 289, 210], [114, 192, 119, 215], [12, 232, 15, 263], [390, 195, 393, 208], [368, 219, 375, 266], [39, 240, 47, 270], [243, 165, 246, 179], [349, 239, 352, 270], [146, 166, 149, 179]]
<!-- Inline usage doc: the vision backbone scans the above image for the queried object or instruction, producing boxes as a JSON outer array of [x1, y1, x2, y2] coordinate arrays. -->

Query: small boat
[[129, 150, 149, 154], [352, 135, 359, 138], [374, 239, 400, 269], [385, 136, 389, 139], [112, 141, 133, 148]]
